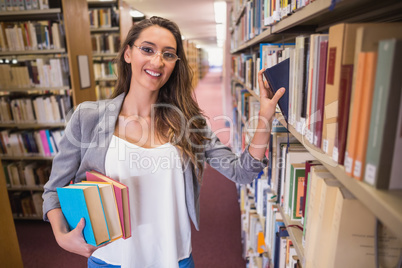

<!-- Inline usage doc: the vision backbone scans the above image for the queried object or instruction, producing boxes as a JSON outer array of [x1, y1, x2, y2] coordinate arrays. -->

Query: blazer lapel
[[87, 93, 125, 174]]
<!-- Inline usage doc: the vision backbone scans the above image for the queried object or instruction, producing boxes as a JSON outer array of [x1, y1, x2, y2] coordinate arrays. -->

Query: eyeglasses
[[133, 44, 180, 62]]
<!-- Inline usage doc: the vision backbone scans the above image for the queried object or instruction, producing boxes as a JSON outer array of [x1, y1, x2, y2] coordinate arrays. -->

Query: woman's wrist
[[256, 115, 273, 132]]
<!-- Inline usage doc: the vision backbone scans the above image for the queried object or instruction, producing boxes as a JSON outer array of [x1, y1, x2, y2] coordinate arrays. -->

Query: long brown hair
[[112, 16, 209, 183]]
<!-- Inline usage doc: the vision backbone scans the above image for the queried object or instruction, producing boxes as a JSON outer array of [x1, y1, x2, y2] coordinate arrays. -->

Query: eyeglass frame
[[132, 44, 181, 62]]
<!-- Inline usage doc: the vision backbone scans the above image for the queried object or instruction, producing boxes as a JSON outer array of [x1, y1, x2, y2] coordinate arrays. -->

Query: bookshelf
[[231, 0, 402, 53], [276, 115, 402, 242], [0, 160, 23, 267], [0, 0, 96, 221], [87, 0, 133, 100], [230, 0, 402, 266]]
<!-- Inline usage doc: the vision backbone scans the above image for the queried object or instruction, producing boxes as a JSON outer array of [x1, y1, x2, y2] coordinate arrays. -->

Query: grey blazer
[[42, 93, 267, 230]]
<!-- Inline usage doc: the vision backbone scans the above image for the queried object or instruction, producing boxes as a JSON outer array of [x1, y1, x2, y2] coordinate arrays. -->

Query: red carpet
[[14, 69, 246, 267], [191, 69, 246, 267]]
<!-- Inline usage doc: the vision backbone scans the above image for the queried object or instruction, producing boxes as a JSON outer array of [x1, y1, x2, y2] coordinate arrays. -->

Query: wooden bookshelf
[[92, 52, 118, 58], [87, 0, 116, 4], [231, 0, 402, 53], [0, 86, 70, 92], [276, 115, 402, 242], [90, 27, 119, 33], [230, 0, 402, 265], [0, 0, 96, 221], [0, 161, 23, 267], [232, 77, 259, 100], [88, 0, 133, 100], [7, 186, 45, 191], [0, 156, 55, 161], [0, 49, 66, 56], [64, 0, 97, 105], [277, 205, 305, 266], [0, 8, 61, 17], [0, 123, 66, 129]]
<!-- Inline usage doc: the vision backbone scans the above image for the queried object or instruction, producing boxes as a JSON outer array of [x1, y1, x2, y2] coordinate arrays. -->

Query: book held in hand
[[75, 181, 123, 242], [86, 170, 131, 239], [263, 58, 290, 123], [57, 184, 110, 247]]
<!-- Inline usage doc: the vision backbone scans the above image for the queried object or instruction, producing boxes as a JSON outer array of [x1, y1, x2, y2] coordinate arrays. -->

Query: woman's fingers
[[258, 69, 274, 99], [271, 87, 286, 105], [258, 69, 269, 99]]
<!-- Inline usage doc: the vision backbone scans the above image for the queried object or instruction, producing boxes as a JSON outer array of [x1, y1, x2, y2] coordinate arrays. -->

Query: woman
[[43, 16, 284, 268]]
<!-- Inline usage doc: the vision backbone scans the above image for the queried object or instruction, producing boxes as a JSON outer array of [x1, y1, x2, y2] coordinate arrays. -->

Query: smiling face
[[123, 25, 178, 94]]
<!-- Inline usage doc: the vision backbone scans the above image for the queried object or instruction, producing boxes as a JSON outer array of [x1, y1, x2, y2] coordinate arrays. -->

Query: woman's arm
[[47, 208, 98, 258], [248, 69, 285, 160], [43, 104, 98, 257]]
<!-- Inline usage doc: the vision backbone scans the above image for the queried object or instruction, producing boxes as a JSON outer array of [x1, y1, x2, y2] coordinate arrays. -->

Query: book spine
[[344, 53, 366, 177], [352, 52, 377, 181], [364, 39, 402, 189], [334, 64, 353, 165]]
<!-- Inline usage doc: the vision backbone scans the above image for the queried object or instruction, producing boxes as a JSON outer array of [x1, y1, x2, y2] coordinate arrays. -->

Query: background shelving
[[87, 0, 133, 100], [229, 0, 402, 266], [0, 0, 97, 221]]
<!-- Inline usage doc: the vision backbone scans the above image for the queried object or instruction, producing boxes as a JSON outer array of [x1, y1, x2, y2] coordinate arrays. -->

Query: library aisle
[[192, 68, 246, 267], [14, 69, 246, 268]]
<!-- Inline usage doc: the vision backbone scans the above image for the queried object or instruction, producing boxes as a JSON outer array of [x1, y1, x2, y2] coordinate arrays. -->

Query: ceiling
[[125, 0, 220, 49]]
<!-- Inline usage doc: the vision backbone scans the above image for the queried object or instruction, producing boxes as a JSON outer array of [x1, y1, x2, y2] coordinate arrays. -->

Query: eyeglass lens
[[137, 45, 179, 62]]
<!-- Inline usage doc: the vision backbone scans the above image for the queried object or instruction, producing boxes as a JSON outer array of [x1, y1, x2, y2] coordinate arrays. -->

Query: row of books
[[232, 42, 294, 95], [91, 33, 120, 54], [9, 191, 43, 218], [236, 110, 402, 267], [95, 82, 114, 100], [239, 180, 301, 268], [0, 94, 72, 124], [4, 160, 51, 187], [0, 0, 55, 11], [235, 22, 402, 190], [88, 7, 118, 29], [94, 61, 117, 80], [230, 0, 312, 50], [0, 128, 64, 156], [0, 20, 65, 52], [57, 171, 131, 247], [0, 58, 70, 89], [285, 23, 401, 189]]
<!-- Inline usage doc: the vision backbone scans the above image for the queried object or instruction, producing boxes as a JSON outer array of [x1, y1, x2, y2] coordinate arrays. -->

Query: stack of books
[[57, 170, 131, 246]]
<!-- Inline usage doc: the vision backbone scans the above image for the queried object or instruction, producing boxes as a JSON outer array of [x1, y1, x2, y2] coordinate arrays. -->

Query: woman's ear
[[124, 45, 132, 64]]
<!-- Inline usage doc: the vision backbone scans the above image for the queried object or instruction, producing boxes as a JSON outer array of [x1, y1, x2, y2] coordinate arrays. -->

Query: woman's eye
[[164, 52, 175, 59], [141, 46, 154, 53]]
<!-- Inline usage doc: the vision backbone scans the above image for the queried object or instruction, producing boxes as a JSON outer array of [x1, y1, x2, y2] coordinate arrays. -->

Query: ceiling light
[[214, 1, 226, 24], [216, 24, 225, 40], [130, 9, 144, 18]]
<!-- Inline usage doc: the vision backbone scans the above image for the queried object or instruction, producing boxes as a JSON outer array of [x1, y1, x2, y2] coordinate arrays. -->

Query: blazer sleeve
[[42, 104, 83, 221], [203, 126, 268, 184]]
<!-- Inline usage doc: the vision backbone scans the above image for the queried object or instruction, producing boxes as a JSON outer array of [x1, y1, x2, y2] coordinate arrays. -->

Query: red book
[[314, 40, 328, 148], [335, 64, 354, 165], [86, 170, 131, 239]]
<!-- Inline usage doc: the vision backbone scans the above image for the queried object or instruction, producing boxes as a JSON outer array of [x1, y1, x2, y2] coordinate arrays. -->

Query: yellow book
[[76, 181, 123, 242]]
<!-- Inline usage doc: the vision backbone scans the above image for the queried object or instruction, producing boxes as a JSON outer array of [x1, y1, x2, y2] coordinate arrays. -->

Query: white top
[[92, 135, 192, 268]]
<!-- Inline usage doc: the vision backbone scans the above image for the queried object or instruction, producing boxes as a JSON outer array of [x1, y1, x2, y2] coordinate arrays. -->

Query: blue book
[[57, 184, 110, 246], [45, 129, 54, 154], [263, 58, 290, 123]]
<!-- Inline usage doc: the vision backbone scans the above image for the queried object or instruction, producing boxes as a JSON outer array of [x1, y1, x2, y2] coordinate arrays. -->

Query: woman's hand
[[248, 69, 285, 160], [47, 209, 102, 258], [257, 69, 285, 126]]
